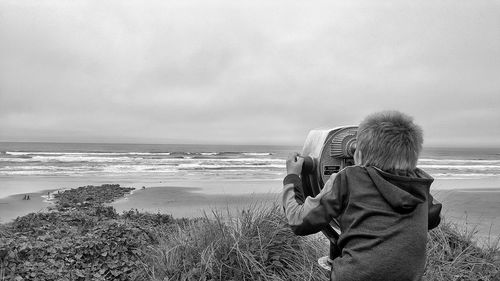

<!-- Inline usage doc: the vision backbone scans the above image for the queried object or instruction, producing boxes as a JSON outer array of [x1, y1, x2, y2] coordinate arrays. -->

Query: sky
[[1, 0, 499, 146]]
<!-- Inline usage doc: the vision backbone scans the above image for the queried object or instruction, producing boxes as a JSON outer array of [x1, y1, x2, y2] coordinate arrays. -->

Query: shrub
[[53, 184, 134, 211], [1, 219, 156, 280], [1, 185, 153, 281], [122, 209, 176, 227]]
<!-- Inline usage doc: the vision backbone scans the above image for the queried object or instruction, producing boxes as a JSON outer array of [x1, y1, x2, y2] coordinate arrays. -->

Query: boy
[[283, 111, 442, 281]]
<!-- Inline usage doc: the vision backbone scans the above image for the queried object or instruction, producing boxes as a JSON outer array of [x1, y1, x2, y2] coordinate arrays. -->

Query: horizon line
[[0, 140, 499, 149]]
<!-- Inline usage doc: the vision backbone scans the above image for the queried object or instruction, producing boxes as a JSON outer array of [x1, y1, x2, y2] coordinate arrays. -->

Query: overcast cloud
[[1, 0, 499, 146]]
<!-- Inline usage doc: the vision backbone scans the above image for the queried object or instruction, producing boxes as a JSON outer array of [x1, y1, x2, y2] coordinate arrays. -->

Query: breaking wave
[[0, 150, 284, 178], [1, 149, 499, 180]]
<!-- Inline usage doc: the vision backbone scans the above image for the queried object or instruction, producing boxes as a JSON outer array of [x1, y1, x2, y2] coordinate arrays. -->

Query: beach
[[111, 186, 279, 218], [0, 189, 55, 224], [0, 185, 279, 222], [1, 183, 499, 246], [433, 188, 500, 245]]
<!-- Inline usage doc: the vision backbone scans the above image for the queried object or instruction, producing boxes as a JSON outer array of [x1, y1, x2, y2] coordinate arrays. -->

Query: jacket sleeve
[[282, 172, 346, 236], [428, 193, 442, 230]]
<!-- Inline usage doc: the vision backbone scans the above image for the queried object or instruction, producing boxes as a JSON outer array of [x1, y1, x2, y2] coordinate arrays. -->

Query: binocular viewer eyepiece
[[300, 126, 358, 198], [331, 132, 357, 158], [301, 136, 356, 174]]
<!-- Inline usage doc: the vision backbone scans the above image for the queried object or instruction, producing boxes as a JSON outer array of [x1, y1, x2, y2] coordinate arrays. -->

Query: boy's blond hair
[[356, 110, 423, 171]]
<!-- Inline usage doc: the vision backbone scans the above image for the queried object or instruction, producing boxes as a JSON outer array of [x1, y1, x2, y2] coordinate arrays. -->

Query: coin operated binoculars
[[299, 126, 358, 263]]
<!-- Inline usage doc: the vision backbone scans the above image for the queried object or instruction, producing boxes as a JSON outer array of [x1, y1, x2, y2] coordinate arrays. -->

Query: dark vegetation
[[1, 185, 499, 280], [0, 185, 173, 281]]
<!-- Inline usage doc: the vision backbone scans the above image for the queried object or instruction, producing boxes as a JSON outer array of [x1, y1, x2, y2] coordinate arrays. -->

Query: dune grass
[[141, 204, 328, 281], [424, 220, 499, 281], [141, 204, 499, 281], [140, 203, 499, 281]]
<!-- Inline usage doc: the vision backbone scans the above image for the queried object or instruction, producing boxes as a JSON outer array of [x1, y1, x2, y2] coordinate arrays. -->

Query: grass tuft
[[143, 204, 327, 281], [424, 219, 499, 281]]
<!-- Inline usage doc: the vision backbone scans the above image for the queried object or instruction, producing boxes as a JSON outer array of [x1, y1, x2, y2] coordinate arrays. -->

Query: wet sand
[[111, 186, 279, 218], [433, 188, 500, 246], [0, 189, 55, 223], [0, 185, 280, 223]]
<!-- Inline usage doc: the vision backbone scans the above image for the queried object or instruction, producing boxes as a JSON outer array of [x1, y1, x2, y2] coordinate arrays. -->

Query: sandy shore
[[433, 189, 500, 246], [0, 185, 280, 223], [0, 189, 55, 223], [111, 186, 279, 218]]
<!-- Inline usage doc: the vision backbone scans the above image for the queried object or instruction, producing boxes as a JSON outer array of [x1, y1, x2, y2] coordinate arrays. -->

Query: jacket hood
[[366, 166, 434, 213]]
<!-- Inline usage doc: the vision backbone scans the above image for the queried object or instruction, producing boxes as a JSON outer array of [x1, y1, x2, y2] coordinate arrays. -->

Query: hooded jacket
[[282, 165, 442, 281]]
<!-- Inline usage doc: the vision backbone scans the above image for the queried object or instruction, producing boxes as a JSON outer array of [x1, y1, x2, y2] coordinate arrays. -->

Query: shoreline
[[0, 185, 281, 223], [0, 188, 57, 224], [2, 174, 500, 199], [111, 186, 279, 219]]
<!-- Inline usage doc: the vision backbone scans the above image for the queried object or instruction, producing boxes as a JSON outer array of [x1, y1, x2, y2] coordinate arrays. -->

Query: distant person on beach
[[282, 110, 442, 281]]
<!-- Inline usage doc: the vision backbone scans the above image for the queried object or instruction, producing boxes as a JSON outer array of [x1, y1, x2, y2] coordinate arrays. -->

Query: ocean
[[1, 142, 500, 198]]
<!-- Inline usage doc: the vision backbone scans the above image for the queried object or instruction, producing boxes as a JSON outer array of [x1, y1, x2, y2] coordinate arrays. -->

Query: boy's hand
[[286, 152, 304, 176]]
